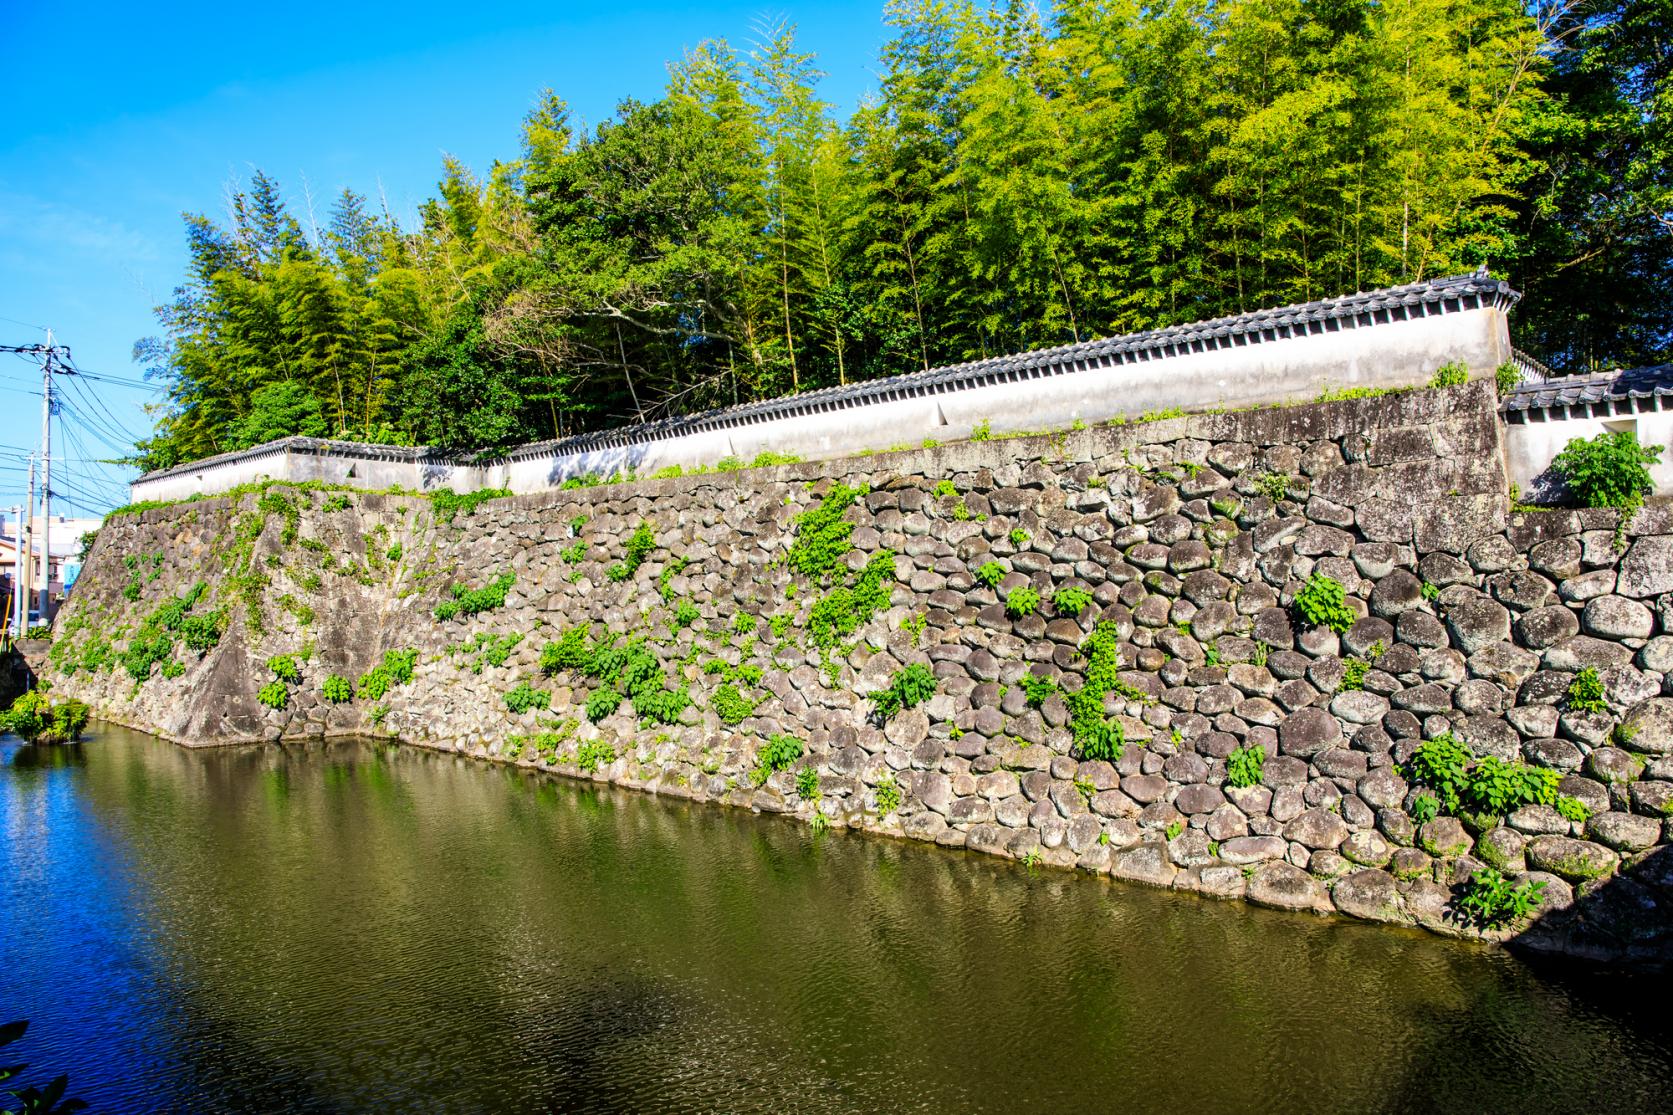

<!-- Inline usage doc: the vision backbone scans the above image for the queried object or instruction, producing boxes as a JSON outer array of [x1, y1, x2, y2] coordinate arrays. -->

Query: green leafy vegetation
[[433, 572, 515, 621], [356, 648, 418, 701], [673, 600, 700, 629], [1053, 586, 1093, 616], [577, 740, 617, 773], [1429, 362, 1468, 388], [805, 551, 895, 650], [1550, 430, 1663, 514], [1009, 528, 1030, 548], [974, 561, 1006, 590], [538, 626, 690, 726], [1338, 657, 1370, 692], [711, 683, 760, 726], [874, 775, 902, 817], [1456, 867, 1545, 928], [795, 767, 820, 800], [872, 663, 937, 719], [1257, 472, 1290, 503], [1069, 621, 1134, 762], [1, 692, 91, 744], [1226, 745, 1265, 789], [322, 675, 352, 702], [257, 681, 289, 710], [428, 488, 510, 524], [608, 521, 657, 582], [1005, 586, 1040, 618], [788, 483, 865, 584], [1406, 733, 1561, 819], [751, 733, 804, 786], [1494, 362, 1522, 396], [1294, 572, 1354, 633], [504, 681, 551, 714], [1566, 667, 1607, 713], [267, 654, 302, 684], [1019, 673, 1058, 708]]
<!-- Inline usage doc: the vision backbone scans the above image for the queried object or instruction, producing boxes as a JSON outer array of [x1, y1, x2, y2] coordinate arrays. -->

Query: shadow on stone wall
[[1512, 844, 1673, 965]]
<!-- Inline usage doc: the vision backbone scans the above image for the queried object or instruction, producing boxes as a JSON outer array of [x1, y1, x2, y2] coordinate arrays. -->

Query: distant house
[[0, 512, 103, 625]]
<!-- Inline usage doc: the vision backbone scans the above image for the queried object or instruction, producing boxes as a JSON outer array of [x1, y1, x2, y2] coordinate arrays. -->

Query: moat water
[[3, 725, 1671, 1113]]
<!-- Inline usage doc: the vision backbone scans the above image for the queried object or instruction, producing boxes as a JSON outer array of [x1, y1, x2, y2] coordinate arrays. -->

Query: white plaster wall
[[131, 304, 1515, 504]]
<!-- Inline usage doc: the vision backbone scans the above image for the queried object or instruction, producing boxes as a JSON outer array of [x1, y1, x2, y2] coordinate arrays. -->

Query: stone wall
[[48, 381, 1673, 962]]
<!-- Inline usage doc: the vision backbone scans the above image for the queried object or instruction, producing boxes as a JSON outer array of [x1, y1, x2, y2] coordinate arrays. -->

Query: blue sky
[[0, 1, 890, 515]]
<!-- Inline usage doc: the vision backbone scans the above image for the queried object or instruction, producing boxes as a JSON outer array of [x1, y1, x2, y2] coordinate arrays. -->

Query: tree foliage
[[133, 2, 1671, 471]]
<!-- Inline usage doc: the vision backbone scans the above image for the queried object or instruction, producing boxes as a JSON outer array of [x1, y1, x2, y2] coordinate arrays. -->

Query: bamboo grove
[[132, 0, 1671, 469]]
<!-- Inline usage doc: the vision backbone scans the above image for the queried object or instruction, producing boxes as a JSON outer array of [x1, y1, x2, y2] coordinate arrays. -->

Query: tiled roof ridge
[[1501, 364, 1673, 415]]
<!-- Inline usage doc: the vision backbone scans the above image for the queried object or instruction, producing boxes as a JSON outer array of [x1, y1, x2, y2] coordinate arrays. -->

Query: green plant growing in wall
[[356, 648, 417, 701], [1226, 746, 1266, 789], [1009, 528, 1030, 548], [787, 482, 866, 584], [974, 561, 1006, 590], [607, 521, 657, 582], [970, 419, 992, 441], [585, 688, 623, 722], [1338, 657, 1370, 692], [795, 767, 820, 801], [1566, 667, 1607, 713], [1069, 620, 1138, 762], [427, 487, 510, 524], [731, 612, 758, 634], [1456, 867, 1544, 928], [711, 683, 759, 726], [1409, 791, 1440, 824], [1294, 572, 1355, 633], [1006, 586, 1041, 618], [1555, 795, 1593, 823], [874, 775, 903, 816], [1495, 362, 1522, 396], [1165, 820, 1184, 841], [872, 663, 937, 719], [322, 675, 352, 703], [433, 573, 515, 621], [1053, 586, 1093, 616], [267, 654, 301, 683], [1420, 580, 1441, 603], [1550, 429, 1662, 515], [805, 551, 896, 650], [504, 682, 550, 714], [1257, 472, 1290, 503], [1019, 673, 1058, 708], [751, 733, 804, 786], [1430, 362, 1469, 388], [674, 600, 700, 629], [257, 681, 288, 710], [656, 556, 688, 602], [576, 740, 617, 773], [321, 493, 351, 512]]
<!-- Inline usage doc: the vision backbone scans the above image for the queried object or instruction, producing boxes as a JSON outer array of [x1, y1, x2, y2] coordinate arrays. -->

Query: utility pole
[[40, 328, 53, 623], [0, 331, 71, 627]]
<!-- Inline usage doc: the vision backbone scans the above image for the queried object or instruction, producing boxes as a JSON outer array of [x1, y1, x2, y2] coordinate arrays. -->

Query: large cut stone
[[1619, 698, 1673, 755], [1617, 535, 1673, 598], [1278, 706, 1342, 758], [1332, 869, 1407, 923], [1283, 807, 1351, 850], [1108, 841, 1178, 887], [1247, 861, 1332, 913], [1581, 595, 1656, 640], [1525, 835, 1619, 880]]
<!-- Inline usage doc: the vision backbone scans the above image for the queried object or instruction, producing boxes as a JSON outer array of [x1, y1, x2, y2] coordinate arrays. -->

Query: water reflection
[[2, 728, 1671, 1113]]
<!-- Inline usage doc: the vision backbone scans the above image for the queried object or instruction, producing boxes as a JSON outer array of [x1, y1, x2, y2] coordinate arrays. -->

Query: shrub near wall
[[42, 382, 1673, 961]]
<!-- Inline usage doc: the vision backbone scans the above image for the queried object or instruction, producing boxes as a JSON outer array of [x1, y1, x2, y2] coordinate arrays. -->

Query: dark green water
[[2, 725, 1670, 1113]]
